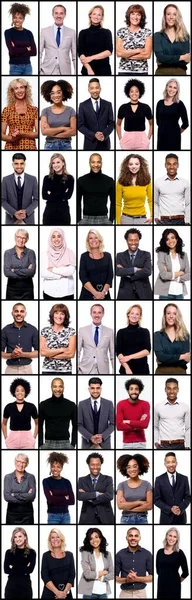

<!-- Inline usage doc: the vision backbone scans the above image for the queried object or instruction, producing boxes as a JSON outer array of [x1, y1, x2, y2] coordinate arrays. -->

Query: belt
[[122, 213, 146, 218], [161, 439, 184, 444], [161, 215, 184, 220]]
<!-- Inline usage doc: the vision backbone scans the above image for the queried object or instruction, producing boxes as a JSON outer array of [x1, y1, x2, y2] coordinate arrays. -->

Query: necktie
[[94, 326, 99, 346], [94, 400, 98, 413], [130, 253, 135, 265], [95, 100, 99, 114], [17, 176, 21, 188], [92, 478, 97, 489], [171, 474, 175, 487], [56, 27, 61, 47]]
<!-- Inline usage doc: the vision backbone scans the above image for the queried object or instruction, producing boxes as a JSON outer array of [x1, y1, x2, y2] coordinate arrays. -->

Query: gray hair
[[15, 453, 29, 466], [163, 79, 180, 103], [15, 228, 29, 241]]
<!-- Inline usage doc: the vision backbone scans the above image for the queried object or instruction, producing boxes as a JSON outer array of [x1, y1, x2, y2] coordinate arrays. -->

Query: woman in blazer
[[154, 228, 190, 299], [78, 527, 114, 598]]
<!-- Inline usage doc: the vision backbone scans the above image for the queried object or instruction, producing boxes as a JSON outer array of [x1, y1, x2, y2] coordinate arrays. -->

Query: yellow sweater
[[116, 182, 152, 224]]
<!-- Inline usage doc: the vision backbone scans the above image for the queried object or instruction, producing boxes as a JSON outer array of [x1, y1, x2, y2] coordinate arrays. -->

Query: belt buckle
[[168, 440, 172, 444]]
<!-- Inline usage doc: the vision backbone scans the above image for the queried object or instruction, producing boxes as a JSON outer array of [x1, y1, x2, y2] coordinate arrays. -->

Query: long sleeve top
[[42, 476, 75, 513], [154, 400, 190, 447], [79, 251, 113, 299], [41, 551, 75, 588], [42, 174, 74, 204], [4, 27, 37, 64], [154, 330, 190, 370], [78, 25, 113, 75], [77, 170, 115, 222], [4, 547, 36, 576], [41, 251, 75, 298], [154, 175, 190, 222], [116, 181, 152, 224], [116, 324, 151, 375], [4, 247, 36, 279], [154, 31, 190, 71], [39, 395, 77, 447], [116, 398, 150, 443], [4, 470, 36, 504]]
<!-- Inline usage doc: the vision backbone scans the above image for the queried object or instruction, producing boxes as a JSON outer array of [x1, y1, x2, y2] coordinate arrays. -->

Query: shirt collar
[[14, 471, 27, 480], [14, 172, 24, 183], [128, 249, 138, 257], [11, 321, 28, 328], [164, 175, 179, 181], [90, 474, 100, 482], [53, 23, 64, 31], [126, 545, 142, 553], [14, 246, 27, 256], [164, 399, 179, 405]]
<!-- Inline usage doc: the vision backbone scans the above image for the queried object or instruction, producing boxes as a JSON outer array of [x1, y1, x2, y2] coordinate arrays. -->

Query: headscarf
[[47, 228, 76, 267]]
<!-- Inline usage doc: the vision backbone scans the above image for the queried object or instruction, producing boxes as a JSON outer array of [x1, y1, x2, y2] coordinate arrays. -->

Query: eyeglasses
[[15, 460, 27, 465], [15, 236, 26, 240]]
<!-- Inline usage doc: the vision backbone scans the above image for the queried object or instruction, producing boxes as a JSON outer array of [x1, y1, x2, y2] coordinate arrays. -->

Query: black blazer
[[78, 473, 114, 524], [154, 471, 191, 524], [78, 98, 114, 150], [116, 248, 152, 300]]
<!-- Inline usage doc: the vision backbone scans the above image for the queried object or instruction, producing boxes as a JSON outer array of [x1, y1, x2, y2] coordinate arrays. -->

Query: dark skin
[[116, 529, 152, 584], [155, 382, 190, 449]]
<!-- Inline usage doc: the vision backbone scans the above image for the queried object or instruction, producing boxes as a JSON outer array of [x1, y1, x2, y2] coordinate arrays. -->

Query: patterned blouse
[[1, 104, 38, 150], [41, 326, 76, 373], [117, 27, 152, 73]]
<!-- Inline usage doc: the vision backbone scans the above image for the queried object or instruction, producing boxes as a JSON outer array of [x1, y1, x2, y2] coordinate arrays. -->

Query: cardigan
[[154, 251, 190, 296]]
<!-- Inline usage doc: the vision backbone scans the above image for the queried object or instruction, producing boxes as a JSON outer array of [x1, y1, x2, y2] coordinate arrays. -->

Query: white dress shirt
[[90, 396, 101, 411], [14, 172, 24, 187], [91, 97, 100, 112], [154, 400, 190, 446], [154, 175, 190, 221], [167, 471, 176, 486]]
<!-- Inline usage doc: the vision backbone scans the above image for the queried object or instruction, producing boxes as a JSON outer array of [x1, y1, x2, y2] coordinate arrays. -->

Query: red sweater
[[116, 398, 150, 443]]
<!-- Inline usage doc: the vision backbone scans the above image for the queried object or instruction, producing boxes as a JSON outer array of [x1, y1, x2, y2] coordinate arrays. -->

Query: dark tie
[[94, 400, 98, 413], [171, 474, 175, 487], [95, 100, 99, 114], [92, 478, 97, 489], [17, 176, 21, 188], [94, 326, 99, 346], [129, 253, 135, 265], [56, 27, 61, 46]]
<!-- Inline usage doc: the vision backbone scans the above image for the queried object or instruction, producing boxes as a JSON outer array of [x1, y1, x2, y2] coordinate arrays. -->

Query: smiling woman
[[78, 527, 114, 598], [4, 2, 37, 76], [40, 79, 76, 150], [40, 303, 76, 375], [41, 528, 75, 599], [78, 4, 113, 75], [1, 378, 38, 449], [1, 78, 38, 150], [4, 228, 36, 300], [4, 527, 36, 599]]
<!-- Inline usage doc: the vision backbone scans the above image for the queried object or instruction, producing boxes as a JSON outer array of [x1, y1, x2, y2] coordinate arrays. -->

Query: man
[[116, 378, 150, 449], [116, 527, 153, 599], [78, 78, 114, 150], [77, 153, 115, 224], [78, 377, 114, 449], [116, 228, 152, 300], [39, 378, 77, 449], [78, 452, 114, 524], [154, 153, 190, 225], [1, 303, 38, 375], [154, 452, 190, 524], [78, 304, 114, 374], [4, 453, 36, 525], [40, 4, 76, 75], [2, 153, 38, 224], [154, 378, 190, 449]]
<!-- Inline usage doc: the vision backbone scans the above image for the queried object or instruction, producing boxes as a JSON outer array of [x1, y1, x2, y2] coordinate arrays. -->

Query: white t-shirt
[[169, 254, 183, 295]]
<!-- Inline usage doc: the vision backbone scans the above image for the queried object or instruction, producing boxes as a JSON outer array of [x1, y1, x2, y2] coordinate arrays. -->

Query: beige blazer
[[78, 324, 114, 374], [40, 25, 76, 74]]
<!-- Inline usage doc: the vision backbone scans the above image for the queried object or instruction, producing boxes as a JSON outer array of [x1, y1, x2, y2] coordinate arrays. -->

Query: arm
[[99, 402, 114, 440], [25, 177, 38, 216], [4, 251, 20, 278], [78, 478, 97, 501], [128, 404, 150, 429], [102, 103, 114, 139], [131, 253, 152, 280], [154, 331, 187, 364], [2, 117, 17, 143], [4, 476, 21, 503], [109, 180, 115, 223], [154, 32, 189, 64], [92, 477, 114, 504], [17, 119, 38, 140], [78, 103, 96, 140], [178, 478, 191, 513], [157, 253, 173, 280], [179, 550, 189, 580], [1, 178, 18, 217], [39, 405, 44, 447], [4, 551, 14, 574], [13, 250, 36, 278], [41, 114, 67, 137], [78, 403, 93, 443], [116, 182, 123, 225], [1, 417, 8, 439], [184, 407, 190, 448], [179, 254, 190, 282], [116, 403, 132, 431], [41, 553, 62, 597], [41, 252, 61, 280], [40, 334, 76, 359], [147, 118, 153, 139], [116, 35, 152, 59], [117, 489, 144, 510], [71, 30, 76, 73], [9, 474, 36, 502], [154, 407, 160, 446], [81, 552, 96, 580], [53, 115, 76, 139], [81, 29, 113, 63], [179, 101, 189, 131], [116, 117, 122, 140], [71, 405, 77, 448]]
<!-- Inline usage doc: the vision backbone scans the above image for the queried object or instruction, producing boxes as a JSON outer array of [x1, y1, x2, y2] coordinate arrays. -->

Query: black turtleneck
[[77, 169, 115, 221], [116, 323, 151, 375], [78, 24, 113, 75], [39, 395, 77, 447]]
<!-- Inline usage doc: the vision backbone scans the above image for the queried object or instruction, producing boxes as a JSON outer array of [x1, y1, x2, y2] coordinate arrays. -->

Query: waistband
[[122, 213, 146, 218], [161, 439, 184, 444], [160, 215, 184, 220]]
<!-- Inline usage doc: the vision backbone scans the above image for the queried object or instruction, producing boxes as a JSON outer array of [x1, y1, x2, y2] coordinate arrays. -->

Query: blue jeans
[[159, 294, 184, 300], [120, 514, 148, 525], [83, 596, 107, 599], [9, 63, 32, 75], [48, 512, 70, 524], [44, 140, 72, 150]]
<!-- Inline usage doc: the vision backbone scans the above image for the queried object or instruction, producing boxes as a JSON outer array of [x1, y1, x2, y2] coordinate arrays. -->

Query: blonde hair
[[49, 153, 68, 182], [163, 79, 180, 103], [163, 527, 180, 552], [15, 453, 29, 466], [10, 527, 30, 555], [86, 229, 104, 253], [126, 304, 142, 326], [162, 303, 189, 341], [88, 4, 104, 26], [161, 4, 189, 42], [7, 78, 33, 106], [48, 528, 66, 552]]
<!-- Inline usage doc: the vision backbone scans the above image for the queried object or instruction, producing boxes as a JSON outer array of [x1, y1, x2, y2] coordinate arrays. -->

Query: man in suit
[[78, 452, 114, 524], [154, 452, 191, 524], [78, 78, 114, 150], [78, 304, 114, 374], [2, 153, 38, 225], [116, 228, 152, 300], [78, 377, 114, 449], [40, 4, 76, 75]]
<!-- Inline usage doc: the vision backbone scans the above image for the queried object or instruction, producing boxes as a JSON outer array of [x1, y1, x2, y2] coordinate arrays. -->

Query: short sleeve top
[[1, 104, 38, 150], [118, 102, 153, 131], [117, 479, 152, 515], [3, 401, 38, 430], [41, 106, 76, 141], [117, 27, 152, 73], [41, 326, 76, 373]]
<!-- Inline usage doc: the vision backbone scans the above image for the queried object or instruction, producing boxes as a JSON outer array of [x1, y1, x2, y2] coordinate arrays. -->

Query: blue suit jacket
[[78, 97, 114, 149], [154, 471, 191, 524]]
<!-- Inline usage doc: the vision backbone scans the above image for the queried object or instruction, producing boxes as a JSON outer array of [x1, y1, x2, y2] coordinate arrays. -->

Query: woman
[[4, 527, 36, 599], [154, 4, 190, 75], [156, 79, 189, 150], [156, 528, 189, 599], [42, 452, 75, 525], [1, 77, 38, 150], [117, 78, 153, 149], [79, 229, 113, 300], [116, 154, 152, 225], [4, 3, 37, 75], [116, 304, 151, 375], [1, 378, 38, 449], [4, 228, 36, 300], [117, 454, 152, 525], [41, 228, 76, 300], [4, 453, 36, 525], [40, 80, 76, 150], [154, 303, 190, 374], [42, 153, 74, 225], [78, 528, 114, 599], [154, 228, 190, 299], [41, 528, 75, 599], [78, 4, 113, 76], [116, 4, 152, 75], [40, 304, 76, 375]]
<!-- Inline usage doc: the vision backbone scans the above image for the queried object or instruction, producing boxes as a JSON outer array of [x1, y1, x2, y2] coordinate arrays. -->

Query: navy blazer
[[154, 471, 191, 524], [116, 248, 152, 300], [78, 97, 114, 149], [78, 473, 114, 524]]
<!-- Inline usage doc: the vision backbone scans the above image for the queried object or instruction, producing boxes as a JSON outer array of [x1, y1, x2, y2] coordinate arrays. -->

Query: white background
[[77, 375, 115, 448], [39, 150, 76, 224], [154, 1, 191, 75], [77, 301, 114, 371], [116, 224, 153, 295], [39, 449, 76, 523], [1, 449, 38, 523], [154, 300, 191, 373], [154, 77, 190, 149], [39, 75, 77, 149], [154, 450, 191, 523], [154, 150, 191, 181], [39, 1, 77, 31], [78, 524, 114, 598], [153, 375, 191, 447], [116, 449, 153, 523], [154, 525, 191, 598], [77, 149, 114, 178], [77, 225, 114, 298], [116, 150, 153, 220], [116, 75, 153, 148], [1, 301, 39, 374], [78, 76, 115, 149], [115, 300, 153, 373], [39, 225, 77, 298], [39, 373, 77, 447], [1, 524, 38, 599], [116, 375, 153, 449], [39, 524, 76, 596], [39, 300, 76, 373], [154, 225, 191, 298], [116, 2, 153, 75], [116, 524, 153, 598], [1, 374, 38, 450], [1, 76, 39, 150], [1, 226, 38, 299], [1, 1, 38, 75], [1, 151, 39, 224], [77, 1, 114, 75], [77, 449, 115, 521]]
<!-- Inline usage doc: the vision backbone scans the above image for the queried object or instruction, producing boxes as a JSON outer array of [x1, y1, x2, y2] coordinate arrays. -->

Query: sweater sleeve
[[116, 402, 132, 431], [116, 329, 123, 356], [154, 32, 183, 64], [116, 182, 123, 224], [78, 30, 85, 56], [146, 182, 152, 216], [105, 253, 113, 286], [179, 550, 189, 579], [156, 100, 161, 126], [79, 253, 89, 285], [129, 403, 150, 429], [154, 331, 187, 364], [179, 101, 189, 130], [4, 550, 14, 574], [41, 552, 51, 584]]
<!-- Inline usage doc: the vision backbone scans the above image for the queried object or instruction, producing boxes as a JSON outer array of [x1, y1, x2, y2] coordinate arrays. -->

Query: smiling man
[[77, 153, 115, 224], [78, 77, 114, 149], [40, 4, 76, 75], [116, 527, 153, 598], [1, 303, 38, 374], [78, 377, 114, 449], [39, 377, 77, 449], [78, 452, 114, 524], [116, 378, 150, 449], [78, 304, 114, 374], [116, 228, 152, 300], [154, 153, 190, 224], [154, 452, 190, 524], [2, 153, 38, 224], [154, 378, 190, 450]]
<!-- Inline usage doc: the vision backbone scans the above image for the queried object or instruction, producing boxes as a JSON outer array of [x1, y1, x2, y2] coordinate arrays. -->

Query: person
[[78, 4, 113, 76], [40, 4, 76, 75], [39, 377, 77, 449], [42, 153, 74, 225], [40, 304, 76, 375], [154, 303, 190, 375], [79, 229, 113, 300], [117, 454, 152, 525], [116, 228, 152, 300], [4, 453, 36, 524], [78, 377, 114, 449], [78, 452, 114, 524], [116, 4, 152, 75], [77, 153, 115, 224], [4, 228, 36, 300], [1, 152, 38, 224], [78, 527, 114, 598], [116, 304, 151, 375], [4, 3, 37, 76], [116, 378, 150, 449], [154, 4, 190, 75], [154, 153, 190, 225], [41, 528, 75, 599], [116, 79, 153, 150], [154, 451, 191, 524], [116, 154, 152, 225], [154, 377, 190, 450], [156, 528, 189, 599], [1, 77, 38, 150], [4, 527, 36, 600], [154, 228, 190, 299], [78, 77, 114, 150], [41, 228, 76, 300], [116, 527, 153, 598], [1, 378, 38, 449], [42, 452, 75, 525], [78, 304, 114, 375], [1, 302, 38, 375], [40, 79, 76, 150], [156, 79, 189, 150]]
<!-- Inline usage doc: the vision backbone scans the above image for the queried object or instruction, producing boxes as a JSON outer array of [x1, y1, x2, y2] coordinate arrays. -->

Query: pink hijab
[[47, 228, 76, 267]]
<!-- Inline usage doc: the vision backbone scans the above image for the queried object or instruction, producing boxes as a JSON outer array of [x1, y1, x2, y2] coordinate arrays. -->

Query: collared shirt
[[90, 473, 100, 498], [116, 545, 153, 590], [1, 321, 38, 365], [53, 23, 64, 42], [4, 470, 36, 503], [167, 471, 176, 486], [92, 323, 102, 345], [4, 246, 36, 279], [90, 396, 101, 411], [154, 175, 190, 221], [14, 172, 24, 187], [154, 400, 190, 446], [91, 97, 100, 112], [128, 248, 139, 273]]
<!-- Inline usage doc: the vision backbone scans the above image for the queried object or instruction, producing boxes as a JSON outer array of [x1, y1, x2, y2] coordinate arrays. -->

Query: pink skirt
[[120, 131, 150, 150], [5, 430, 36, 449]]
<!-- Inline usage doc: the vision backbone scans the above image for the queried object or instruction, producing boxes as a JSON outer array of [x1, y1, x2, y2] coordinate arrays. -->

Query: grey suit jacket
[[154, 251, 190, 296], [78, 397, 115, 449], [2, 173, 38, 224], [78, 550, 114, 595], [40, 25, 76, 74], [78, 324, 114, 374]]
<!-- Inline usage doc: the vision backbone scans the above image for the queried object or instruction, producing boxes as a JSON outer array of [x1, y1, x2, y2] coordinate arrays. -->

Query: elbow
[[116, 50, 122, 57], [145, 51, 152, 59]]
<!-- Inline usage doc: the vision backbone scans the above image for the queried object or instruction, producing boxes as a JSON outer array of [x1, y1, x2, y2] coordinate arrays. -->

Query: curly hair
[[125, 4, 146, 28], [41, 80, 73, 103], [9, 3, 30, 18], [162, 304, 189, 341], [7, 78, 33, 106], [48, 153, 68, 182], [125, 378, 144, 393], [48, 529, 66, 552], [10, 528, 30, 555], [49, 303, 70, 327], [161, 4, 189, 41], [124, 228, 142, 241], [88, 5, 104, 27], [124, 79, 145, 98], [118, 154, 151, 186], [86, 453, 104, 465], [80, 528, 108, 556], [85, 229, 104, 253], [117, 454, 150, 477], [10, 378, 31, 397], [47, 452, 68, 468], [156, 228, 184, 257]]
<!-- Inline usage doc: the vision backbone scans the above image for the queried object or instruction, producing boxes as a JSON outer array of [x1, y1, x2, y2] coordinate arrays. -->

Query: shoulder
[[154, 31, 162, 40], [79, 28, 89, 36], [140, 545, 152, 557], [101, 396, 113, 405], [41, 326, 51, 336], [41, 26, 52, 35], [143, 27, 152, 36], [66, 174, 74, 182], [117, 27, 127, 37], [101, 173, 114, 184], [154, 330, 161, 338], [67, 326, 76, 336], [42, 551, 50, 559], [64, 26, 75, 35], [102, 325, 113, 335], [66, 550, 74, 559], [41, 107, 49, 117]]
